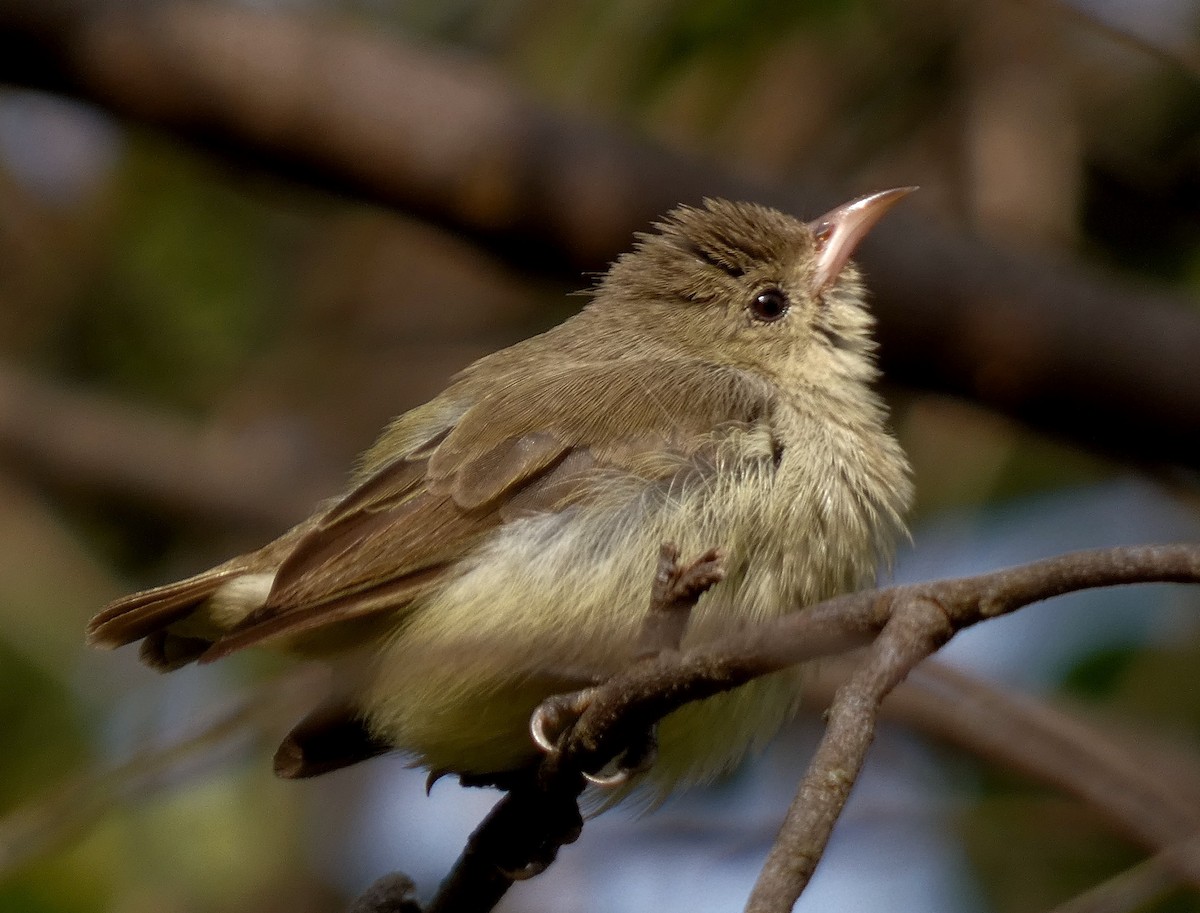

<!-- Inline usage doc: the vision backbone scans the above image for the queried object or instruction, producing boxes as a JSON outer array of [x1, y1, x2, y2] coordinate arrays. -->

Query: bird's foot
[[530, 687, 658, 787]]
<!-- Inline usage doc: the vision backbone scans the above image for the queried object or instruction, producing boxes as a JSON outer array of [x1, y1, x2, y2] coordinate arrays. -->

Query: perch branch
[[347, 543, 1200, 913], [379, 545, 725, 913]]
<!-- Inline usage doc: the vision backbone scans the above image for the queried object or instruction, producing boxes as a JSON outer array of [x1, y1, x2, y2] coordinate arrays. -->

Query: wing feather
[[204, 360, 776, 657]]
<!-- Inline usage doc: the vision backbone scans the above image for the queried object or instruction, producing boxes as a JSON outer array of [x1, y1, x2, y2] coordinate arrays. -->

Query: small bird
[[88, 190, 913, 799]]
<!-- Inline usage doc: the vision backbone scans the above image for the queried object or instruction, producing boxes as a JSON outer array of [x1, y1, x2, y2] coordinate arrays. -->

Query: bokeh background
[[2, 0, 1200, 911]]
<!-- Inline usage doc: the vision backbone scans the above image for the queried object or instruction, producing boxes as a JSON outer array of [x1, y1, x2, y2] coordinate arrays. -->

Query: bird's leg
[[528, 542, 726, 787], [637, 543, 726, 657]]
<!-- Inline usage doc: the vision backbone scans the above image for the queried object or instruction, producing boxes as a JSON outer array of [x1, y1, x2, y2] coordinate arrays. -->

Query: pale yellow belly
[[358, 461, 864, 795]]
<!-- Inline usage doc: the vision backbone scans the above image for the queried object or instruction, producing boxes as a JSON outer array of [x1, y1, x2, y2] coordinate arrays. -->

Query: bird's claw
[[530, 688, 596, 753], [582, 723, 658, 786], [529, 688, 659, 788]]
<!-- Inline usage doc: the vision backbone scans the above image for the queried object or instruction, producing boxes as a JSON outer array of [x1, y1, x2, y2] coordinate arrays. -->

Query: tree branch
[[347, 543, 1200, 913], [745, 594, 952, 912]]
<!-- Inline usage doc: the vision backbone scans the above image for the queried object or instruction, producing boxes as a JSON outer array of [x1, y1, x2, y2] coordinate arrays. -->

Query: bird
[[87, 189, 914, 801]]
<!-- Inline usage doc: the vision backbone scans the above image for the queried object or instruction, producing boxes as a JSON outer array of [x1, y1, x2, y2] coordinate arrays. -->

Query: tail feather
[[86, 569, 241, 649]]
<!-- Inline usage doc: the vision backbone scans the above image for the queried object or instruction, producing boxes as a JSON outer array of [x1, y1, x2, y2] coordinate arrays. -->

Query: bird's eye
[[749, 288, 789, 322]]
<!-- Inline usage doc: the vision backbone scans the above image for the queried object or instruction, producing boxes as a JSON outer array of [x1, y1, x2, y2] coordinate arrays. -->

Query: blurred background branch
[[1, 0, 1199, 471], [0, 362, 332, 530], [0, 668, 325, 878]]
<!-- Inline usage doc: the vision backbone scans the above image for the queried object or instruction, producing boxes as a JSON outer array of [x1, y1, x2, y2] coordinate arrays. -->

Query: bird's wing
[[201, 360, 776, 660]]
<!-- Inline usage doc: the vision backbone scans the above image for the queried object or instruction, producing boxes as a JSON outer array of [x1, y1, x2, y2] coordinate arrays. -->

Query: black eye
[[749, 288, 789, 322]]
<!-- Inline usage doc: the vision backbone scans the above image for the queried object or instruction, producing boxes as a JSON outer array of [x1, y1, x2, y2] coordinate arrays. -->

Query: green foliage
[[0, 853, 107, 913], [0, 881, 88, 913], [1098, 635, 1200, 733], [963, 631, 1200, 911]]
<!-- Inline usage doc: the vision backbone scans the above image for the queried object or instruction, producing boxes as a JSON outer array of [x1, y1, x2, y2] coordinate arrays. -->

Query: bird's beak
[[807, 187, 916, 294]]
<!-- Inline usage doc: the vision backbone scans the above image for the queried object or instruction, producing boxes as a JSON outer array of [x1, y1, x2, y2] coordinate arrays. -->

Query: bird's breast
[[361, 409, 907, 783]]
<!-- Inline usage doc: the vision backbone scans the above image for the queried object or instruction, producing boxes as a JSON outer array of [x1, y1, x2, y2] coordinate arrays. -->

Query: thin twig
[[745, 595, 953, 911], [551, 545, 1200, 737], [537, 544, 1200, 909], [800, 658, 1200, 892]]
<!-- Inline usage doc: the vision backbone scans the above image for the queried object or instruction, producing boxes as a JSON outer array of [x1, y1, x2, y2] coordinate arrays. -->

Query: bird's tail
[[87, 567, 249, 670]]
